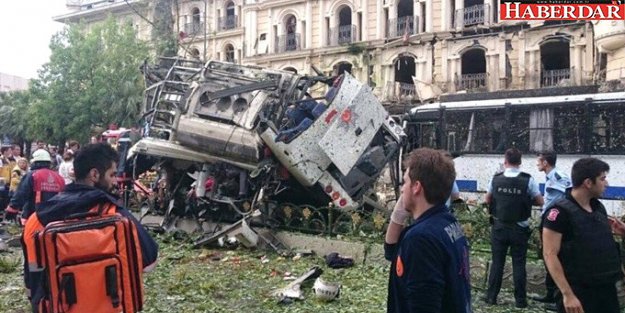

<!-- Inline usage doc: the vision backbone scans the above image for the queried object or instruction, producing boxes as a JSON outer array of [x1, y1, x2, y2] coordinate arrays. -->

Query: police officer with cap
[[483, 148, 544, 308], [533, 151, 571, 308]]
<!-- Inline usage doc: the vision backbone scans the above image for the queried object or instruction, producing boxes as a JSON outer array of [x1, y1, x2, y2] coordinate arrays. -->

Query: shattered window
[[554, 106, 584, 154], [417, 122, 438, 149], [445, 111, 472, 153], [474, 109, 506, 153], [591, 104, 625, 154], [509, 109, 530, 152]]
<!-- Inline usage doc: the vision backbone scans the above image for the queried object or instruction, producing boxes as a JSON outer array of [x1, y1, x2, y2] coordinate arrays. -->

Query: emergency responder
[[7, 149, 64, 224], [543, 157, 624, 313], [483, 148, 544, 308]]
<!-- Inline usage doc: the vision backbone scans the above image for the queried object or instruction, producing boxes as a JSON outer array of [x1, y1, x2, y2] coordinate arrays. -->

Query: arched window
[[284, 15, 298, 51], [224, 1, 236, 30], [337, 6, 353, 45], [334, 62, 353, 76], [188, 7, 202, 35], [394, 0, 414, 37], [225, 44, 235, 63], [192, 7, 201, 25], [393, 55, 416, 99], [540, 39, 570, 87], [459, 49, 486, 90]]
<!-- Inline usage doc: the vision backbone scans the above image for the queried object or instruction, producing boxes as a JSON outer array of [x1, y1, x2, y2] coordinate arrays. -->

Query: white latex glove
[[390, 194, 410, 225]]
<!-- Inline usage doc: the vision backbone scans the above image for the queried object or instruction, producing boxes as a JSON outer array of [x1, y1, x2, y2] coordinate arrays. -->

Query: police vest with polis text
[[491, 172, 532, 223]]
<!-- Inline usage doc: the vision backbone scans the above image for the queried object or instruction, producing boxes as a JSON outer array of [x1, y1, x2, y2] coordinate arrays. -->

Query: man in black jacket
[[543, 158, 624, 313]]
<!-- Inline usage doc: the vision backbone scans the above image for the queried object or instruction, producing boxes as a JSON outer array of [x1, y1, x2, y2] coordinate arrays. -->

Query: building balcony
[[387, 16, 418, 38], [594, 21, 625, 52], [541, 69, 571, 87], [455, 4, 491, 28], [218, 15, 239, 31], [275, 33, 301, 53], [385, 81, 416, 102], [456, 73, 488, 91], [183, 22, 204, 36], [328, 25, 358, 46]]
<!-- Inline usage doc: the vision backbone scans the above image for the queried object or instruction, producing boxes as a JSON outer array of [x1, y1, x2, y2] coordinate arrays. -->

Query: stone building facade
[[54, 0, 625, 108]]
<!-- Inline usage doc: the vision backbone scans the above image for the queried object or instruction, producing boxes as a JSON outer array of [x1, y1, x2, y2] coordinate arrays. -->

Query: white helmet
[[31, 149, 52, 163], [312, 277, 341, 301]]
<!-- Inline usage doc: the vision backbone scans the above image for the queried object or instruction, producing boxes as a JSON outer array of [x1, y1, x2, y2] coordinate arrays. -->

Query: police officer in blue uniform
[[543, 158, 624, 313], [533, 152, 571, 308], [483, 148, 544, 308]]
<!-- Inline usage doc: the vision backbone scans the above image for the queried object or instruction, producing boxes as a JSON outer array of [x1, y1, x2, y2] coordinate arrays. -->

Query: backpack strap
[[64, 202, 116, 220]]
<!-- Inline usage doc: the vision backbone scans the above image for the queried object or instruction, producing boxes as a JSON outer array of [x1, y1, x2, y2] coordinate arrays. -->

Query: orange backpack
[[32, 203, 144, 313]]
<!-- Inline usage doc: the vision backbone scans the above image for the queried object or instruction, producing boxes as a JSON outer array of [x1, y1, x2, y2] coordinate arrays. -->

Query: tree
[[153, 0, 178, 57], [32, 17, 150, 144], [0, 89, 33, 147]]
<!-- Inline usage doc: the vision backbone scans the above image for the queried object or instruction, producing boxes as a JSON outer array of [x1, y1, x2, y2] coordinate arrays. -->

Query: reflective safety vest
[[32, 169, 64, 206]]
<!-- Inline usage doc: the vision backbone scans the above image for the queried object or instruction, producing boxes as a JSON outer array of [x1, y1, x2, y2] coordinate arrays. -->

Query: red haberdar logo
[[499, 0, 625, 20]]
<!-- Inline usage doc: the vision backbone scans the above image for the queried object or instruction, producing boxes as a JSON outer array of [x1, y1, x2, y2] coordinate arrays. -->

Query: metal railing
[[456, 73, 488, 91], [218, 14, 238, 30], [541, 69, 571, 87], [387, 16, 418, 38], [184, 22, 204, 36], [328, 25, 358, 46], [455, 4, 490, 28], [385, 81, 417, 101], [275, 33, 301, 53]]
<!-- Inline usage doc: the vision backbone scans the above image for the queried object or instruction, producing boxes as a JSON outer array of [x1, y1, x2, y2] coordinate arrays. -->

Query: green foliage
[[0, 256, 18, 274], [31, 17, 149, 144], [0, 89, 33, 143], [152, 0, 177, 57]]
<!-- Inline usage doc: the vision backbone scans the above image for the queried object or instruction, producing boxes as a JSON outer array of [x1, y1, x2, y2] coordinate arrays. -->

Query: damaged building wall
[[55, 1, 625, 108]]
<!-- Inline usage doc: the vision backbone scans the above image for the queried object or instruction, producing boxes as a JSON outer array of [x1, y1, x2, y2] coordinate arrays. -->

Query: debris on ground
[[312, 277, 341, 302], [325, 252, 354, 269], [273, 266, 323, 303]]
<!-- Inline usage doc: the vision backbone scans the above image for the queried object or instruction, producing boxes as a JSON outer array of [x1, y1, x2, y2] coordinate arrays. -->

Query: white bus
[[403, 90, 625, 215]]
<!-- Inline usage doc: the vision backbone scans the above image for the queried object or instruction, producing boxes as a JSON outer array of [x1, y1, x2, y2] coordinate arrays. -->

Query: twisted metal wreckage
[[117, 57, 405, 252]]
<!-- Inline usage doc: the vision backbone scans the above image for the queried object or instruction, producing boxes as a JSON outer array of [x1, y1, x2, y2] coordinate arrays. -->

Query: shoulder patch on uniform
[[396, 255, 404, 277], [554, 172, 561, 180], [547, 209, 560, 221]]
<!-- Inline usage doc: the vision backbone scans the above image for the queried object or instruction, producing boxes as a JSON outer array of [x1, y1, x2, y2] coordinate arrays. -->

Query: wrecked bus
[[127, 58, 404, 219]]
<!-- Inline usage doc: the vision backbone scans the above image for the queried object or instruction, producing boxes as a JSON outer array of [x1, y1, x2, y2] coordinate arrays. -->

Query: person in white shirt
[[58, 150, 75, 185]]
